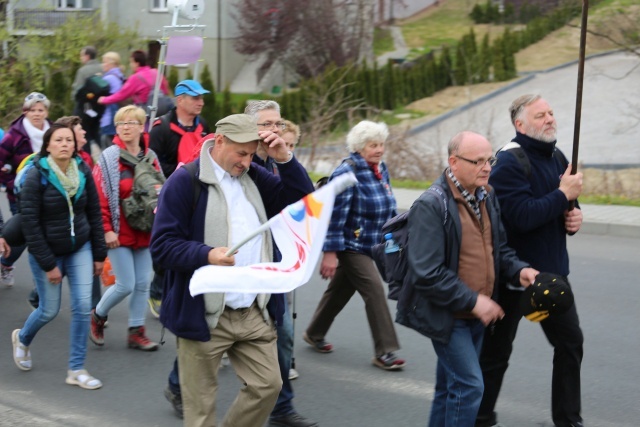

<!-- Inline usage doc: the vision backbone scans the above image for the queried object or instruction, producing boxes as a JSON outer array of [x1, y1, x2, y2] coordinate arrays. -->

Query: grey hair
[[509, 94, 542, 126], [346, 120, 389, 153], [244, 100, 281, 121], [23, 92, 50, 111]]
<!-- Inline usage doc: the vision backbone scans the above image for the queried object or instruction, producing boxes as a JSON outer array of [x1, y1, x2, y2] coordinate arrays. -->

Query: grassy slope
[[375, 0, 640, 204]]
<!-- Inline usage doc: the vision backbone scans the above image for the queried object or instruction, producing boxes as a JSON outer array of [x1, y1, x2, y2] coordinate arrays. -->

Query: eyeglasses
[[115, 121, 142, 127], [25, 92, 47, 103], [257, 121, 286, 131], [455, 155, 498, 167]]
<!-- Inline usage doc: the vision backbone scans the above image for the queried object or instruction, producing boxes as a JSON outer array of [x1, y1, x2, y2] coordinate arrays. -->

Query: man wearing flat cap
[[150, 113, 314, 427], [149, 79, 212, 417]]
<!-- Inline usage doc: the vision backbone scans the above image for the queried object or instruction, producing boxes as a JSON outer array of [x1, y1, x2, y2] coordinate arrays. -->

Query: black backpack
[[76, 74, 111, 110], [372, 184, 448, 300]]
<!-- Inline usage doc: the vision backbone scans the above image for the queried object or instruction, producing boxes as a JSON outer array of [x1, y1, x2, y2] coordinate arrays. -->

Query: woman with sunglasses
[[0, 92, 53, 288]]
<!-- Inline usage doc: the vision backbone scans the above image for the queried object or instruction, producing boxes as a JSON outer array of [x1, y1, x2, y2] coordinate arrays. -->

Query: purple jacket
[[100, 67, 125, 128], [0, 115, 53, 203]]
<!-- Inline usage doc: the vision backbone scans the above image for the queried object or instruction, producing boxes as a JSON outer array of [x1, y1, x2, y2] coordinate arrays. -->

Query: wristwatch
[[274, 150, 293, 164]]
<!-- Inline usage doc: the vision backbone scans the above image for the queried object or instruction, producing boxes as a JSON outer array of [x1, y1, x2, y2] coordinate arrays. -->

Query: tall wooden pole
[[569, 0, 589, 210]]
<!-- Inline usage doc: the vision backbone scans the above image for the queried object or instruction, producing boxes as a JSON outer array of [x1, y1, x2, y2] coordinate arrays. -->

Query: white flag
[[189, 173, 358, 296]]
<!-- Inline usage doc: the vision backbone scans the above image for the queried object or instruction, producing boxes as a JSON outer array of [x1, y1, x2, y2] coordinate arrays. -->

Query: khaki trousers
[[178, 304, 282, 427], [306, 251, 400, 356]]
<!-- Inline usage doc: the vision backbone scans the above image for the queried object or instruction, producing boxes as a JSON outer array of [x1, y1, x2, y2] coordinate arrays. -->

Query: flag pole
[[569, 0, 589, 210], [224, 218, 275, 257], [223, 173, 359, 257]]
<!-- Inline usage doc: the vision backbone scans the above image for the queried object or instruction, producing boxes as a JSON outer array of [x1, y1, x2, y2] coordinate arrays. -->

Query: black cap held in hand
[[520, 272, 575, 322]]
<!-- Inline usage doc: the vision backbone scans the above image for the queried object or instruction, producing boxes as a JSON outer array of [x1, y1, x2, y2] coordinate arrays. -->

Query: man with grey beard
[[475, 95, 585, 427]]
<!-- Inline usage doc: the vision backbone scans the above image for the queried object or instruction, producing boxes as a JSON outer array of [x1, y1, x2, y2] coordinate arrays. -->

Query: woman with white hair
[[0, 92, 52, 288], [304, 120, 406, 371]]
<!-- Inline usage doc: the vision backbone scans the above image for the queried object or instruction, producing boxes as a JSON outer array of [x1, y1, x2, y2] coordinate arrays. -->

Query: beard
[[523, 122, 557, 143]]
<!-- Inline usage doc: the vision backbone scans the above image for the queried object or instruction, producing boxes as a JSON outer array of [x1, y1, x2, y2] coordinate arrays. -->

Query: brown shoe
[[128, 326, 159, 351], [90, 309, 105, 346], [303, 332, 333, 353], [372, 352, 406, 371]]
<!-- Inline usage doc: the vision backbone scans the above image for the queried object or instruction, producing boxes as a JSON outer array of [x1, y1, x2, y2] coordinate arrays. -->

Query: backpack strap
[[498, 142, 531, 177], [498, 141, 569, 178], [182, 162, 201, 212], [426, 183, 448, 226]]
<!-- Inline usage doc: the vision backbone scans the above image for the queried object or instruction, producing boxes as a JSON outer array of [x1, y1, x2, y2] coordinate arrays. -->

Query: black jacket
[[490, 132, 575, 276], [397, 173, 528, 344], [20, 155, 107, 272], [149, 109, 210, 178]]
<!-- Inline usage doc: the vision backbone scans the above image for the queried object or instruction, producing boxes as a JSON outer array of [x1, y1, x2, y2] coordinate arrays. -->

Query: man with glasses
[[399, 130, 537, 427], [149, 80, 212, 418], [149, 79, 211, 318], [476, 95, 584, 427], [244, 100, 318, 427]]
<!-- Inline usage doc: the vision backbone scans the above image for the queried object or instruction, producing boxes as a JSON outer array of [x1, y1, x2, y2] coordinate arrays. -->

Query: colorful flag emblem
[[189, 172, 357, 295]]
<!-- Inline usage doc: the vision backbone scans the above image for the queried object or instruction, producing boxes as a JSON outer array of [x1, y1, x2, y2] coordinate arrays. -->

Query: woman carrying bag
[[90, 105, 163, 351]]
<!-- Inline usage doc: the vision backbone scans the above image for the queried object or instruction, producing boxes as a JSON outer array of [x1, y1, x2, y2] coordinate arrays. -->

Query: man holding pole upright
[[150, 114, 314, 427], [475, 94, 585, 427]]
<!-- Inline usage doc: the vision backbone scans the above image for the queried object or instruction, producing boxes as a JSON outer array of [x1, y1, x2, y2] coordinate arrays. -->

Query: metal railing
[[7, 7, 97, 35]]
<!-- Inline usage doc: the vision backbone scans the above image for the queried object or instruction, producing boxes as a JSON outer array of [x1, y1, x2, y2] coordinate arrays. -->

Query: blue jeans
[[429, 319, 485, 427], [271, 300, 295, 417], [19, 242, 93, 371], [2, 200, 26, 268], [96, 247, 152, 327]]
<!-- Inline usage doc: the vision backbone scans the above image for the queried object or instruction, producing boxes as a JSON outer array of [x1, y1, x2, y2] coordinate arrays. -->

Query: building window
[[57, 0, 84, 8], [150, 0, 168, 11]]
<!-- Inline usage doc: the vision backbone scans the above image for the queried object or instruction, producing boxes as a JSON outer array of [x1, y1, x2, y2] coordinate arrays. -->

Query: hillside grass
[[369, 0, 640, 204]]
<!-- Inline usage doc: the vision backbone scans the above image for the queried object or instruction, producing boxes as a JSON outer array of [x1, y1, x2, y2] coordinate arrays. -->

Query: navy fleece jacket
[[489, 132, 578, 276]]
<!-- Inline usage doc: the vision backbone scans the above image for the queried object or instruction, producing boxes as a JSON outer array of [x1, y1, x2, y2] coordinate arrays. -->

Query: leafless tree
[[300, 65, 368, 170], [233, 0, 377, 79]]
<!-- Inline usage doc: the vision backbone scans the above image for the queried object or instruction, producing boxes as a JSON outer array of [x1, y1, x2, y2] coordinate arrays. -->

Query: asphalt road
[[0, 230, 637, 427]]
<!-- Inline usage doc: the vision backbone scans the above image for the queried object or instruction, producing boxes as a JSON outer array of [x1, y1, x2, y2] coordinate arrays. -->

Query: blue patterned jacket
[[322, 153, 397, 257]]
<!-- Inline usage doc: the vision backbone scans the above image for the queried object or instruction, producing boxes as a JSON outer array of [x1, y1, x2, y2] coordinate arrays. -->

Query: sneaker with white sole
[[1, 265, 15, 287], [289, 368, 299, 380]]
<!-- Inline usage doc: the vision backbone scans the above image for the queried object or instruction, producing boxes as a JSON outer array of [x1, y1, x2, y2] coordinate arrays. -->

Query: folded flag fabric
[[189, 172, 358, 295]]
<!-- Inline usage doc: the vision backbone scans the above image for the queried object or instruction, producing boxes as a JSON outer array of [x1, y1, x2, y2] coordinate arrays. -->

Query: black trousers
[[476, 282, 584, 427]]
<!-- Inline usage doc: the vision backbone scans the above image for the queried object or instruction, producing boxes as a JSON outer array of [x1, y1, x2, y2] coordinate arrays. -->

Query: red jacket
[[93, 133, 161, 249]]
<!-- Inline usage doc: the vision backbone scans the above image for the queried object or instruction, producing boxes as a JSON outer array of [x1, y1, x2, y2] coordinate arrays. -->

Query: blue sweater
[[150, 157, 314, 342], [489, 132, 576, 276]]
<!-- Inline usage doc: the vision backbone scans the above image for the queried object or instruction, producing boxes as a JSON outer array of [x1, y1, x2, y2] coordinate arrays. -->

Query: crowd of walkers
[[2, 45, 585, 427]]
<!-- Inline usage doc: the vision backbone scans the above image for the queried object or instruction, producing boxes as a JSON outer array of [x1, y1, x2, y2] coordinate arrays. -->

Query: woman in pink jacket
[[97, 50, 170, 109]]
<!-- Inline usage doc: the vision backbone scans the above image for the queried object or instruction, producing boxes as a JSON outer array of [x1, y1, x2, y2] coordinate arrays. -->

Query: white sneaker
[[1, 265, 15, 287], [221, 351, 230, 367], [288, 368, 299, 380]]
